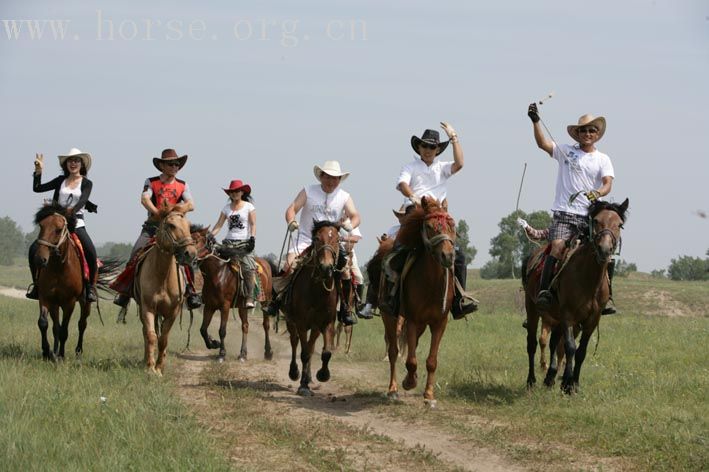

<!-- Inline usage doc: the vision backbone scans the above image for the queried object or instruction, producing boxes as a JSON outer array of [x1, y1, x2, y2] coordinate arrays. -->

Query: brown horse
[[134, 205, 197, 375], [282, 220, 341, 396], [524, 199, 628, 393], [32, 204, 90, 360], [191, 227, 274, 362], [379, 197, 457, 405]]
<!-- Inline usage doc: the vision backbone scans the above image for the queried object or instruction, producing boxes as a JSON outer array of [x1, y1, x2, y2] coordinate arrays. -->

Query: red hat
[[223, 179, 252, 196]]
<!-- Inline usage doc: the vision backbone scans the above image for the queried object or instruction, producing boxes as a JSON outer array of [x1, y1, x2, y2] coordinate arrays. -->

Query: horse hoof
[[217, 356, 225, 364], [288, 364, 300, 381], [402, 376, 417, 391], [316, 369, 330, 382], [424, 399, 437, 409], [238, 356, 246, 363], [264, 351, 273, 361], [209, 341, 220, 350], [297, 386, 313, 396], [387, 391, 399, 401]]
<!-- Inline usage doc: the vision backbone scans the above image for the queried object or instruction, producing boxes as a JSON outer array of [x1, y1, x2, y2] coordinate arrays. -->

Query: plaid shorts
[[548, 211, 588, 241]]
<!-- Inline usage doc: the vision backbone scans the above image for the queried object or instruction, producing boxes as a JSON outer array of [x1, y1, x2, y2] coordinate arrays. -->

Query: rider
[[266, 160, 361, 326], [383, 123, 478, 319], [527, 103, 617, 314], [339, 219, 365, 319], [112, 149, 201, 309], [209, 179, 258, 308], [28, 149, 99, 302]]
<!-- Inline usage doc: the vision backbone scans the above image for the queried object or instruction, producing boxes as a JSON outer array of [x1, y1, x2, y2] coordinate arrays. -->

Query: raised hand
[[440, 122, 457, 139], [34, 153, 44, 173], [527, 103, 540, 123]]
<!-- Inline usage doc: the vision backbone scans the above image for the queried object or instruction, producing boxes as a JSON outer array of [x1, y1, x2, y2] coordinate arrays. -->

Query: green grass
[[0, 259, 32, 289], [338, 276, 709, 471], [0, 295, 231, 472]]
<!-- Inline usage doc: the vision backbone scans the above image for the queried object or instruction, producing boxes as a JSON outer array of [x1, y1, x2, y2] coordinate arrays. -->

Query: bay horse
[[134, 205, 197, 375], [524, 199, 628, 393], [379, 197, 457, 405], [283, 220, 341, 396], [191, 227, 274, 362]]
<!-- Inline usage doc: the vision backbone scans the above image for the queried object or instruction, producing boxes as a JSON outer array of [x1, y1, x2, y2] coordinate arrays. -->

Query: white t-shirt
[[397, 157, 454, 207], [58, 178, 85, 228], [221, 201, 255, 240], [290, 184, 350, 254], [551, 143, 615, 216]]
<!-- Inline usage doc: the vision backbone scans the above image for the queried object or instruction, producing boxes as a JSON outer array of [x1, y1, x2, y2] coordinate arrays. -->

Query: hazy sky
[[1, 0, 707, 271]]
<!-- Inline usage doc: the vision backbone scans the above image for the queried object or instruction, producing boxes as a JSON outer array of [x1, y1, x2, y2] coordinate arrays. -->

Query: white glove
[[287, 220, 299, 232], [517, 217, 529, 229], [341, 220, 353, 232]]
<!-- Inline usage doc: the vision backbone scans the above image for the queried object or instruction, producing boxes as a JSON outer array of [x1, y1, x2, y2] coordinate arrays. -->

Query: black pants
[[454, 246, 466, 293], [28, 227, 98, 284]]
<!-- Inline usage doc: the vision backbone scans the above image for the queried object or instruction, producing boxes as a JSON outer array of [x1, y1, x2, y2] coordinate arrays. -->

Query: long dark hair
[[61, 162, 88, 177]]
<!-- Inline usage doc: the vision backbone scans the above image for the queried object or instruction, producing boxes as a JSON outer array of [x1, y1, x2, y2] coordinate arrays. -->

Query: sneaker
[[85, 285, 97, 303], [244, 298, 255, 309], [536, 290, 554, 310], [186, 293, 202, 310], [601, 306, 617, 315], [113, 293, 130, 307], [357, 303, 374, 319], [338, 307, 358, 326], [26, 284, 38, 300]]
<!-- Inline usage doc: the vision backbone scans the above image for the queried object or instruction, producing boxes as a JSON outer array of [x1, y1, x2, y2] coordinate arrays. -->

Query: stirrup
[[536, 290, 554, 309], [26, 283, 39, 300]]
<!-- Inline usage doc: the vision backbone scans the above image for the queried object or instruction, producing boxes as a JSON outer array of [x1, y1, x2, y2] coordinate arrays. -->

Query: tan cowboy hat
[[313, 160, 350, 182], [567, 114, 606, 142], [153, 148, 188, 171], [58, 148, 92, 172]]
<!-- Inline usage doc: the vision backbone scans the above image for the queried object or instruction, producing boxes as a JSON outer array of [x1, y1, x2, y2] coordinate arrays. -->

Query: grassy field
[[1, 264, 707, 470]]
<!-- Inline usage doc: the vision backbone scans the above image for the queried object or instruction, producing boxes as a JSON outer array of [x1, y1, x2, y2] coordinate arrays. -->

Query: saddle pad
[[70, 233, 90, 281]]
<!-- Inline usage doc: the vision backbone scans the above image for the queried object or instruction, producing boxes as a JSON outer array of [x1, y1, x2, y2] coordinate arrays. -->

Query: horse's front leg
[[525, 299, 539, 388], [75, 300, 91, 357], [572, 325, 595, 392], [200, 306, 220, 350], [297, 327, 318, 396], [316, 321, 335, 383], [383, 314, 400, 399], [262, 312, 273, 360], [57, 302, 77, 359], [561, 323, 577, 394], [544, 324, 563, 387], [155, 312, 178, 375], [423, 318, 448, 405], [236, 307, 249, 362], [37, 304, 55, 361], [539, 322, 550, 372], [50, 305, 61, 358], [287, 320, 299, 380], [402, 322, 423, 391], [141, 308, 158, 374]]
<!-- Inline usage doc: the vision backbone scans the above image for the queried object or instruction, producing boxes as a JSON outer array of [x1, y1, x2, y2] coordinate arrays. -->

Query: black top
[[32, 173, 97, 214]]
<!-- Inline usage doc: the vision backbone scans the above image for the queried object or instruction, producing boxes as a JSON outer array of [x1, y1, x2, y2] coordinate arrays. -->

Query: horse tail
[[96, 257, 125, 294], [521, 255, 530, 288]]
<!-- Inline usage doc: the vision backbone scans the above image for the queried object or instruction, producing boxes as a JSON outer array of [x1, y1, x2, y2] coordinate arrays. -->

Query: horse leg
[[539, 322, 550, 372], [200, 306, 220, 350], [525, 298, 539, 388], [543, 324, 563, 387], [297, 328, 317, 396], [37, 304, 55, 361], [236, 307, 249, 362], [423, 319, 448, 405], [75, 300, 90, 357], [561, 324, 577, 394], [155, 314, 178, 375], [316, 322, 334, 383], [402, 322, 423, 391], [50, 305, 61, 356], [345, 324, 353, 354], [287, 321, 300, 380], [262, 312, 273, 360], [57, 302, 78, 360], [141, 309, 158, 374], [572, 328, 594, 391]]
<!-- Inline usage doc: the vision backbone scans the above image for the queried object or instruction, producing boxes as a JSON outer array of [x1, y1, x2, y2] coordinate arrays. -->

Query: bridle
[[421, 211, 455, 256], [590, 214, 621, 264], [156, 212, 195, 254], [36, 213, 70, 259], [308, 226, 340, 291]]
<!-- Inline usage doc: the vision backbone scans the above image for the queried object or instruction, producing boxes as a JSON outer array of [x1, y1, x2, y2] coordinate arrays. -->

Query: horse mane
[[395, 206, 426, 247], [190, 223, 207, 233], [311, 220, 340, 239], [589, 200, 628, 223], [34, 203, 77, 233]]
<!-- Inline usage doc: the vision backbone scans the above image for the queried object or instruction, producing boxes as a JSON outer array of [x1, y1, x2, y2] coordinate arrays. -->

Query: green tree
[[482, 209, 552, 279], [455, 219, 477, 266], [0, 216, 26, 265], [614, 259, 638, 277], [668, 255, 709, 281]]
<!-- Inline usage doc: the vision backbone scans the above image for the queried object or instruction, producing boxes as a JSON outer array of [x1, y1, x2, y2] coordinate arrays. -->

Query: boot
[[114, 293, 130, 308], [602, 260, 617, 315], [264, 296, 280, 317], [379, 278, 400, 315], [85, 283, 97, 303], [536, 255, 558, 309], [185, 285, 202, 310], [451, 248, 478, 319], [26, 284, 39, 300], [26, 249, 39, 300], [338, 279, 357, 326], [355, 284, 373, 319], [244, 272, 256, 308]]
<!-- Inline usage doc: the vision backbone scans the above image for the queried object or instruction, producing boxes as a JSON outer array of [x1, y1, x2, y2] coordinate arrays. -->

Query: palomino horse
[[283, 220, 341, 396], [32, 204, 91, 360], [134, 205, 197, 375], [379, 197, 457, 405], [191, 227, 274, 362], [524, 199, 628, 393]]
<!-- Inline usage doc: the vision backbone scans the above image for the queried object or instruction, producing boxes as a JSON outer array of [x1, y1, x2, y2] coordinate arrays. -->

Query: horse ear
[[421, 196, 430, 210], [619, 198, 629, 214], [442, 199, 448, 212]]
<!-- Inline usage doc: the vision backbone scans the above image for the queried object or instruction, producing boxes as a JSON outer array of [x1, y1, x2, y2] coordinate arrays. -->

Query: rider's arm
[[396, 162, 415, 198], [178, 183, 195, 213], [343, 197, 360, 229], [248, 208, 256, 238], [210, 212, 226, 237], [533, 121, 554, 156], [450, 139, 464, 175], [33, 174, 62, 193], [596, 176, 613, 197], [285, 189, 306, 225]]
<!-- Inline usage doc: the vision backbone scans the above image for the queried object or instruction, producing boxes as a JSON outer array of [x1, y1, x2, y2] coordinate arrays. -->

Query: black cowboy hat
[[411, 129, 449, 156], [153, 148, 188, 172]]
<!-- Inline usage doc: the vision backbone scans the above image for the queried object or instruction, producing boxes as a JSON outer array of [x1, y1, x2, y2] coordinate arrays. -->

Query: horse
[[523, 199, 628, 393], [190, 227, 274, 362], [379, 197, 457, 405], [282, 220, 341, 396], [134, 204, 197, 375]]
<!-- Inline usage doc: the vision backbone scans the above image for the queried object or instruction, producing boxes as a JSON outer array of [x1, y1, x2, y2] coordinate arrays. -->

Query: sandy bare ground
[[0, 287, 26, 299]]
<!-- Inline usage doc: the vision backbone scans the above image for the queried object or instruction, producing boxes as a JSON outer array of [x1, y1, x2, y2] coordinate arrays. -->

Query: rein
[[419, 210, 455, 314], [35, 213, 70, 261], [156, 213, 194, 254]]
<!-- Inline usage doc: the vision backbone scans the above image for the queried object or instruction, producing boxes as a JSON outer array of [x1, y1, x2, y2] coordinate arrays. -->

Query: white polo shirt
[[397, 157, 454, 207]]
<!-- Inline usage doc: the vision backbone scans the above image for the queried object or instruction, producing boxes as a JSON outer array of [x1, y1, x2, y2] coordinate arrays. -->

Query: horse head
[[420, 197, 456, 268], [589, 198, 629, 264], [33, 204, 76, 267], [155, 205, 198, 266], [311, 220, 340, 278], [190, 225, 214, 259]]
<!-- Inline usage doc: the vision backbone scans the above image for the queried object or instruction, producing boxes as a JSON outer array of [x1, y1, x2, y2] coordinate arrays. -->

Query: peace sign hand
[[34, 153, 44, 173]]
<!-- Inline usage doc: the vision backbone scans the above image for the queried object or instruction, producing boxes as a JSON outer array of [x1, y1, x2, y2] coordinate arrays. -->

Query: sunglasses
[[578, 127, 598, 134], [66, 157, 82, 164], [420, 142, 438, 150], [163, 162, 181, 168]]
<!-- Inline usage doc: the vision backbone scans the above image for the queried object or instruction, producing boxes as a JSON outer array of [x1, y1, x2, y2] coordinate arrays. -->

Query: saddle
[[526, 239, 583, 291], [227, 259, 267, 308], [69, 233, 90, 281], [109, 240, 156, 294]]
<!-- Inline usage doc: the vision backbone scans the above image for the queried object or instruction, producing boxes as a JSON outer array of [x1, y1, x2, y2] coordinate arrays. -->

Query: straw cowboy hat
[[58, 148, 92, 172], [313, 160, 350, 182], [411, 129, 449, 156], [153, 148, 188, 171], [567, 114, 606, 142], [222, 179, 252, 196]]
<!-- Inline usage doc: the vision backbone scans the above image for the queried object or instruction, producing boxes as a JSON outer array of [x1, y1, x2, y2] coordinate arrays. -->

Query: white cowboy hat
[[567, 114, 606, 142], [313, 160, 350, 182], [58, 148, 92, 172]]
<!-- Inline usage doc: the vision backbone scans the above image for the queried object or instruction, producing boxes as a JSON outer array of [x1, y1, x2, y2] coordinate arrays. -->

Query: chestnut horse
[[134, 206, 197, 375], [379, 197, 457, 405], [524, 199, 628, 393], [191, 227, 274, 362], [283, 220, 341, 396]]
